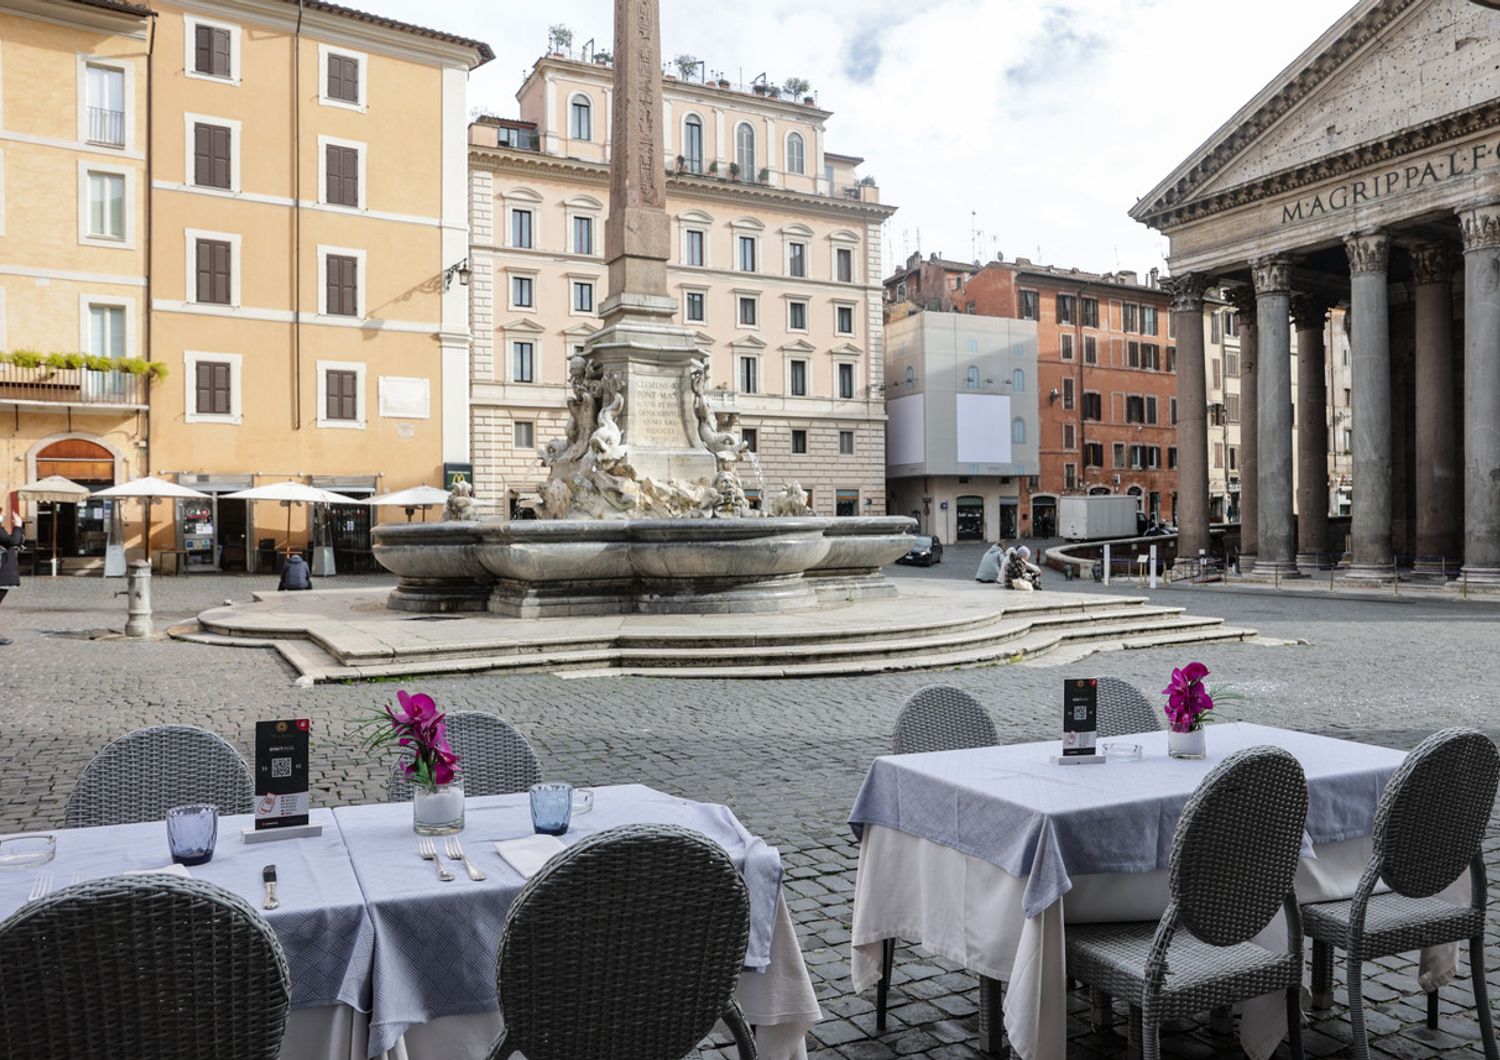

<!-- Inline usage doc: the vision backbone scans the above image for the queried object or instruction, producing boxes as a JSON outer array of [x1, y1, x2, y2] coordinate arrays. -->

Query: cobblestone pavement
[[1, 554, 1498, 1058]]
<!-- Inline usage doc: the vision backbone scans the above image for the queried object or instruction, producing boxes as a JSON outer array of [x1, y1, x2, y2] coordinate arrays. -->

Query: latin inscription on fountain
[[628, 374, 691, 448]]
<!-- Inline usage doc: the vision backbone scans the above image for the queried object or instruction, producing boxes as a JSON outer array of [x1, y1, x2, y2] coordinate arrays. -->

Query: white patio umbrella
[[365, 484, 450, 523], [18, 475, 90, 577], [221, 481, 360, 556], [91, 477, 210, 568]]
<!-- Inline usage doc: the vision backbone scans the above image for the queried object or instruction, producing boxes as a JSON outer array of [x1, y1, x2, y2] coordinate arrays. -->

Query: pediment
[[560, 322, 599, 336], [829, 342, 863, 357], [693, 329, 717, 346], [1135, 0, 1500, 223], [780, 338, 817, 354], [500, 317, 545, 333], [729, 334, 768, 350]]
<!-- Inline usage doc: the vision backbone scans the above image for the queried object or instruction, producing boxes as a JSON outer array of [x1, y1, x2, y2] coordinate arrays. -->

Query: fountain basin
[[373, 516, 915, 618]]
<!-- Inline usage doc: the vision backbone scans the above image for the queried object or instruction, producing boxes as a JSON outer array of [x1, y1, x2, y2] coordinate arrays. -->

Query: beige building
[[0, 0, 489, 571], [467, 55, 896, 517]]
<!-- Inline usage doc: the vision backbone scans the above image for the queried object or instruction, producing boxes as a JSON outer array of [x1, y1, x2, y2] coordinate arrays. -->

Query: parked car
[[897, 535, 943, 567]]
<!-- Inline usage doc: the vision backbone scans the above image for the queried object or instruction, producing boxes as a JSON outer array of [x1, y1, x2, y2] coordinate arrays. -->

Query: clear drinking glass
[[0, 835, 56, 870], [530, 783, 573, 836], [166, 804, 219, 866], [571, 787, 594, 815]]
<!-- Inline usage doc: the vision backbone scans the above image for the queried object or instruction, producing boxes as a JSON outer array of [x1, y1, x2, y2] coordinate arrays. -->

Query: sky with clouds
[[361, 0, 1356, 277]]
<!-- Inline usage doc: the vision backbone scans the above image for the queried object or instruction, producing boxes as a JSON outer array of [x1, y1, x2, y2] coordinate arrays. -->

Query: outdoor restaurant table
[[0, 807, 374, 1017], [295, 783, 821, 1060], [847, 722, 1465, 1060]]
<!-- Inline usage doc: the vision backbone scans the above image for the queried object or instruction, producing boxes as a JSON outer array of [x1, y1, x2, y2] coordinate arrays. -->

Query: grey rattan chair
[[387, 711, 543, 801], [1066, 746, 1309, 1060], [485, 824, 755, 1060], [1303, 727, 1499, 1060], [0, 874, 291, 1059], [879, 685, 1000, 1032], [65, 724, 255, 827], [1096, 677, 1162, 738]]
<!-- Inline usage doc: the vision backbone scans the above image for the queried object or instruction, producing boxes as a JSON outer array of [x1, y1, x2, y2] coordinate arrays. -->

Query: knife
[[262, 865, 280, 910]]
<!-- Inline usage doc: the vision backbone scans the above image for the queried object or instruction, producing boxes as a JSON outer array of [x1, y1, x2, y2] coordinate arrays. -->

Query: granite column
[[1459, 204, 1500, 583], [1228, 285, 1258, 569], [1163, 273, 1212, 562], [1292, 293, 1331, 569], [1251, 257, 1299, 576], [1409, 243, 1462, 576], [1345, 231, 1394, 578]]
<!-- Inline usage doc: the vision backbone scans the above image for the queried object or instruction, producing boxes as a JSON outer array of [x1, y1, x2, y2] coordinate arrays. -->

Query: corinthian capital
[[1250, 256, 1293, 295], [1459, 203, 1500, 252], [1160, 272, 1211, 313], [1409, 243, 1459, 285], [1290, 293, 1331, 330], [1224, 284, 1256, 323], [1344, 231, 1389, 275]]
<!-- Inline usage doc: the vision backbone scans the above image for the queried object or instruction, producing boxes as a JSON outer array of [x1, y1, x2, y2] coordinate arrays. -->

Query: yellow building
[[468, 55, 897, 517], [0, 0, 489, 572]]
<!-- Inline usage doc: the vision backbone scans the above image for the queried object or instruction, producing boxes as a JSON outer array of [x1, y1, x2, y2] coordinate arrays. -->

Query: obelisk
[[585, 0, 717, 486]]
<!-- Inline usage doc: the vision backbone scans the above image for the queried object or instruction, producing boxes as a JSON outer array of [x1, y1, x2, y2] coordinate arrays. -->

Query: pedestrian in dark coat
[[0, 510, 22, 646], [277, 553, 312, 591]]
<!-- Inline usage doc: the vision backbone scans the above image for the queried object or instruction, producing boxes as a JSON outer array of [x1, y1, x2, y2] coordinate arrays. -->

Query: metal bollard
[[119, 559, 152, 637]]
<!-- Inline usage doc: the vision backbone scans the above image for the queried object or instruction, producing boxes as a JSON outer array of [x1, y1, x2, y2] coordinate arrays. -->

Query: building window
[[741, 427, 758, 452], [1082, 298, 1099, 328], [325, 143, 360, 207], [1167, 346, 1177, 372], [1142, 306, 1159, 336], [570, 96, 592, 140], [1060, 334, 1074, 361], [1127, 340, 1140, 368], [791, 429, 808, 454], [194, 360, 232, 416], [738, 236, 757, 272], [193, 122, 232, 189], [739, 356, 758, 394], [1226, 393, 1241, 423], [1142, 342, 1160, 370], [735, 122, 755, 176], [1212, 358, 1222, 388], [1064, 463, 1077, 490], [572, 280, 594, 313], [573, 216, 594, 255], [685, 291, 705, 323], [737, 296, 757, 327], [325, 368, 359, 422], [1125, 395, 1146, 424], [788, 241, 807, 277], [1113, 442, 1126, 468], [1168, 447, 1178, 469], [1011, 368, 1025, 392], [1063, 423, 1076, 450], [513, 341, 535, 383], [512, 209, 533, 249], [1062, 377, 1075, 409], [904, 366, 914, 391], [836, 247, 854, 283], [1084, 442, 1104, 467], [683, 115, 704, 173], [326, 52, 360, 105], [511, 275, 533, 308], [786, 131, 806, 174], [1056, 294, 1076, 324], [86, 171, 125, 240], [194, 24, 232, 79], [1019, 290, 1039, 320], [838, 362, 855, 399], [1214, 442, 1224, 469], [1083, 336, 1098, 364], [514, 421, 535, 449], [836, 305, 855, 335], [1123, 303, 1139, 333], [1226, 351, 1240, 377], [1224, 310, 1238, 338], [790, 359, 808, 396], [1082, 391, 1102, 421], [839, 430, 854, 455], [1011, 418, 1026, 444], [1171, 397, 1178, 424], [966, 365, 980, 390], [1229, 445, 1239, 470], [788, 300, 807, 331], [88, 303, 126, 358], [1211, 313, 1222, 344], [1146, 396, 1158, 424], [325, 253, 358, 316], [685, 229, 705, 266], [195, 238, 232, 305], [85, 64, 126, 148]]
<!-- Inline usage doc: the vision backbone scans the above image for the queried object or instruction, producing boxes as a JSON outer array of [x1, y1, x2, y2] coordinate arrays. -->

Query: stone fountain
[[372, 0, 913, 618]]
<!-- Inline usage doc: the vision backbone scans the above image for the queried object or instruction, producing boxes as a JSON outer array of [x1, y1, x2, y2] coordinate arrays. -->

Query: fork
[[418, 838, 454, 882], [444, 838, 486, 881], [27, 872, 51, 902]]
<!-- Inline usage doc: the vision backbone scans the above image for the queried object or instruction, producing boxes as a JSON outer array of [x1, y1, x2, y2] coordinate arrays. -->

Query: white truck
[[1058, 496, 1142, 541]]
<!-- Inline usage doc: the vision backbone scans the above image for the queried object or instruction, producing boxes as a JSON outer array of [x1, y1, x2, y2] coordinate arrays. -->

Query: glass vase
[[412, 781, 465, 835], [1167, 726, 1206, 760]]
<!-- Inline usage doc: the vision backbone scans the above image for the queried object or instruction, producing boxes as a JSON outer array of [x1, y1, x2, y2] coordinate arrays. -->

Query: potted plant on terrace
[[757, 167, 770, 183], [784, 77, 811, 100], [728, 161, 740, 181]]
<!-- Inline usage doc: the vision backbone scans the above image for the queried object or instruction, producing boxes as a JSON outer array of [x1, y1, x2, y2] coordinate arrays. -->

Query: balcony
[[86, 106, 125, 148], [0, 363, 148, 409]]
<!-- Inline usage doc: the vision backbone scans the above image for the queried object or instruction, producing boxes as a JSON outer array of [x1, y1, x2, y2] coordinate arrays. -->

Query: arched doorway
[[33, 438, 117, 562], [1087, 485, 1112, 496], [1031, 494, 1057, 538], [955, 495, 984, 541]]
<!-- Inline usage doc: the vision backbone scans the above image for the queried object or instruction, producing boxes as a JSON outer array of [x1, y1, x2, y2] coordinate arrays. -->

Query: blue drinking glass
[[529, 783, 573, 836], [166, 804, 219, 866]]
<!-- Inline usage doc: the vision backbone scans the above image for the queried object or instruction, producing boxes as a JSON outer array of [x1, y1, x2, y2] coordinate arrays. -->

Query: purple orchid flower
[[1161, 662, 1215, 733]]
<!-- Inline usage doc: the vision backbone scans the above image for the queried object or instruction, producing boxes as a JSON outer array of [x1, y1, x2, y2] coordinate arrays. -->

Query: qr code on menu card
[[271, 757, 293, 779]]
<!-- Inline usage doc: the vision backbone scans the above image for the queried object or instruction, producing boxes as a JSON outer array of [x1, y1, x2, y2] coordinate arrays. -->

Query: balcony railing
[[87, 106, 125, 148], [0, 364, 147, 408]]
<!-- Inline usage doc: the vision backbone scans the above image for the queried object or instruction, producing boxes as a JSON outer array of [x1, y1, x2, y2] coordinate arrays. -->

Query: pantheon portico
[[1138, 0, 1500, 583]]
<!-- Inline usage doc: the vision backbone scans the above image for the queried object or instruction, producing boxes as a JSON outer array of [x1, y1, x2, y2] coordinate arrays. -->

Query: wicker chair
[[1066, 746, 1309, 1060], [65, 724, 255, 827], [1303, 727, 1499, 1060], [1096, 677, 1162, 738], [879, 685, 999, 1033], [386, 711, 543, 802], [0, 874, 291, 1059], [485, 824, 755, 1060]]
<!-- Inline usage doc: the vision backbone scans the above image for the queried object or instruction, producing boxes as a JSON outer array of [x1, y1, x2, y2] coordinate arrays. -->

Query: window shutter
[[196, 239, 231, 304], [193, 123, 211, 186], [342, 374, 357, 420], [213, 29, 231, 77], [195, 240, 211, 302], [195, 362, 213, 413], [327, 255, 357, 316], [212, 126, 230, 188], [195, 25, 213, 74], [211, 363, 230, 414], [329, 56, 359, 103], [326, 145, 358, 206]]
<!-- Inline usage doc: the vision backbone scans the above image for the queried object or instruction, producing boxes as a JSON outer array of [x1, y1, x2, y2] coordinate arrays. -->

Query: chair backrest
[[495, 824, 749, 1060], [387, 711, 543, 801], [65, 725, 255, 827], [0, 875, 291, 1059], [893, 685, 998, 754], [1095, 677, 1161, 738], [1374, 727, 1500, 899], [1169, 746, 1308, 947]]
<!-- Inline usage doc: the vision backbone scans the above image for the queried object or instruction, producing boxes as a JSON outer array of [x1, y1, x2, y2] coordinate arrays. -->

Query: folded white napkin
[[123, 864, 192, 878], [494, 835, 565, 879]]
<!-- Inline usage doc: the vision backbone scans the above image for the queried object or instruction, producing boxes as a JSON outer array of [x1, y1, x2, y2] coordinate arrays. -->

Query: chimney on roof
[[1148, 267, 1160, 288], [1118, 270, 1139, 286], [1014, 256, 1031, 266]]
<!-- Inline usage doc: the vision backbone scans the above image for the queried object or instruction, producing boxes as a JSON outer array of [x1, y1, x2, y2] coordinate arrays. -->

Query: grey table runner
[[332, 783, 784, 1057], [0, 807, 374, 1011], [848, 722, 1402, 918]]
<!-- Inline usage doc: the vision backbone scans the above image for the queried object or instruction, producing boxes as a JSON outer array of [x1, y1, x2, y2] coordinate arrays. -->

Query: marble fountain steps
[[174, 583, 1260, 683]]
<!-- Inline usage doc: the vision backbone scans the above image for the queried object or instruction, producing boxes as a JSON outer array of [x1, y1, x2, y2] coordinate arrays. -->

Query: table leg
[[1310, 939, 1334, 1010], [977, 975, 1010, 1057], [1090, 986, 1115, 1029]]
